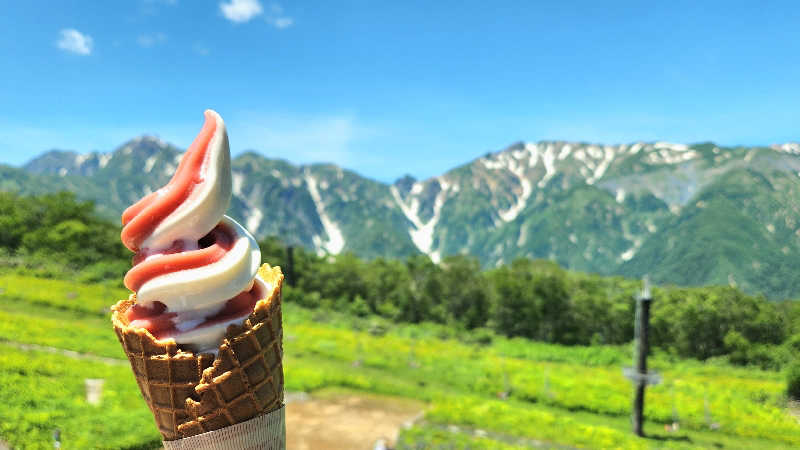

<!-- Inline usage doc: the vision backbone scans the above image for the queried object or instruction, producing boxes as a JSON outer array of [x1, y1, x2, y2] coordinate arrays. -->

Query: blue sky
[[1, 1, 799, 182]]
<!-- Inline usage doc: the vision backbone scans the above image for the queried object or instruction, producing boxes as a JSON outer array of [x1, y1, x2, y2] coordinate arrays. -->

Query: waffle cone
[[112, 264, 285, 441]]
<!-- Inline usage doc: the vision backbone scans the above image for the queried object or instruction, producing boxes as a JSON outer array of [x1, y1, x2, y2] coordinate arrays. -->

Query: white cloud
[[265, 3, 293, 29], [56, 29, 93, 55], [137, 32, 168, 48], [220, 0, 263, 23]]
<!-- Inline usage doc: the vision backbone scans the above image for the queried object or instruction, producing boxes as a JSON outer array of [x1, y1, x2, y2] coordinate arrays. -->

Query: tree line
[[0, 191, 129, 282], [261, 237, 800, 370], [2, 192, 799, 380]]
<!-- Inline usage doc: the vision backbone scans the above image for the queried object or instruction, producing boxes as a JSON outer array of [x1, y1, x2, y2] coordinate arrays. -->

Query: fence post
[[632, 277, 652, 437], [286, 245, 295, 287], [85, 378, 104, 405]]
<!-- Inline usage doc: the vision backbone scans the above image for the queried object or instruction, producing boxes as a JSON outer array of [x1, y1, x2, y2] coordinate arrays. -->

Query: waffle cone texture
[[112, 264, 285, 441]]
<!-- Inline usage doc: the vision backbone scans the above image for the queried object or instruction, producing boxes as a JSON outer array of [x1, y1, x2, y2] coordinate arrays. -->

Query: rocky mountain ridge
[[8, 136, 800, 298]]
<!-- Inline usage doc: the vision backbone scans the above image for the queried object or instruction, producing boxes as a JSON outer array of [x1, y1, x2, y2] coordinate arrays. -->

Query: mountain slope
[[11, 137, 800, 298], [621, 167, 800, 299], [21, 137, 418, 260]]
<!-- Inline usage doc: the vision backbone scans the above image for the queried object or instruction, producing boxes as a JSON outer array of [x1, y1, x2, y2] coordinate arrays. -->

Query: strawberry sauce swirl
[[121, 110, 264, 353]]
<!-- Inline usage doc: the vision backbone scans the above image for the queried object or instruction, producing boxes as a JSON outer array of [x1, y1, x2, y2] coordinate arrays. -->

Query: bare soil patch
[[789, 400, 800, 423], [286, 389, 424, 450]]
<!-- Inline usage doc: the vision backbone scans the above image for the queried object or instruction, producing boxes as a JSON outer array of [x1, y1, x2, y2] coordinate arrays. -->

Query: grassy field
[[0, 273, 798, 449]]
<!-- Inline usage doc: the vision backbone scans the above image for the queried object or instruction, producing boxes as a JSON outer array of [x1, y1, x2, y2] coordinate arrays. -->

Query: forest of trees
[[2, 191, 800, 380], [0, 191, 129, 281], [261, 238, 800, 370]]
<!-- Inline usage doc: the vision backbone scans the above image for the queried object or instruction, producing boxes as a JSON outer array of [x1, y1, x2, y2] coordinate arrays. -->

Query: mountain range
[[4, 136, 800, 299]]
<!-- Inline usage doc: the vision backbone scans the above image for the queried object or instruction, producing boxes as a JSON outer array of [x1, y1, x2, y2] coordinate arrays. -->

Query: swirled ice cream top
[[121, 110, 265, 353]]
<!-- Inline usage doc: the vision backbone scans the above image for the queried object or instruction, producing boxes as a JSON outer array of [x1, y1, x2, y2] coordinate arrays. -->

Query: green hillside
[[1, 274, 799, 449]]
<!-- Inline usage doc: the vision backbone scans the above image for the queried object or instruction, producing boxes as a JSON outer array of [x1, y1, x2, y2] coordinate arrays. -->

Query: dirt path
[[789, 400, 800, 423], [285, 390, 424, 450], [3, 340, 426, 449]]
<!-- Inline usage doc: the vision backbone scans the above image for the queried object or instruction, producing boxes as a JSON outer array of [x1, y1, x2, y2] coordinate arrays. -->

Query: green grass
[[0, 305, 125, 359], [0, 273, 127, 316], [283, 316, 796, 445], [397, 424, 539, 449], [1, 273, 798, 449], [0, 343, 160, 450]]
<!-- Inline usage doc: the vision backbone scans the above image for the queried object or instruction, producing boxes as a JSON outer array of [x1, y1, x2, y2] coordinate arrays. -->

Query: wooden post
[[286, 245, 295, 287], [632, 277, 652, 437]]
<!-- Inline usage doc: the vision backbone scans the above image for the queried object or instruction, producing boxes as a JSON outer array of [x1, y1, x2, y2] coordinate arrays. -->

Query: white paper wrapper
[[163, 405, 285, 450]]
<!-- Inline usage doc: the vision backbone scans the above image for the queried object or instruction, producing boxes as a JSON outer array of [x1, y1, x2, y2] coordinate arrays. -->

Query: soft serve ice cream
[[121, 109, 265, 353]]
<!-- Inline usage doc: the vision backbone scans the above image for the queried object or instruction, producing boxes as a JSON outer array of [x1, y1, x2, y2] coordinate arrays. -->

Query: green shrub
[[287, 287, 323, 309], [784, 333, 800, 354], [78, 260, 128, 285], [348, 295, 370, 317], [461, 327, 494, 346], [724, 330, 751, 366]]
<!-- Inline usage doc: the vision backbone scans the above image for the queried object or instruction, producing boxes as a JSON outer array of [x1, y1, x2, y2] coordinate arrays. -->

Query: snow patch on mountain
[[74, 153, 91, 167], [499, 159, 532, 222], [772, 143, 800, 154], [232, 175, 265, 235], [524, 142, 540, 168], [517, 226, 528, 246], [587, 145, 603, 159], [305, 171, 345, 255], [391, 181, 447, 261], [246, 208, 263, 234], [538, 143, 557, 187], [511, 147, 527, 160], [232, 172, 244, 196], [586, 145, 616, 185], [645, 143, 700, 165], [620, 247, 636, 261], [558, 143, 572, 160], [144, 156, 158, 173], [573, 147, 591, 166], [98, 153, 112, 169], [481, 158, 506, 170], [654, 142, 688, 152]]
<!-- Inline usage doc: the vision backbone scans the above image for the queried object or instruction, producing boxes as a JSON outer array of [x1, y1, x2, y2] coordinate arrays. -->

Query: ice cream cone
[[112, 264, 284, 441]]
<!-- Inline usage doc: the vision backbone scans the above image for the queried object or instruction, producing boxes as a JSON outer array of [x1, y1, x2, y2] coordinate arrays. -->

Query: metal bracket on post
[[623, 367, 661, 386]]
